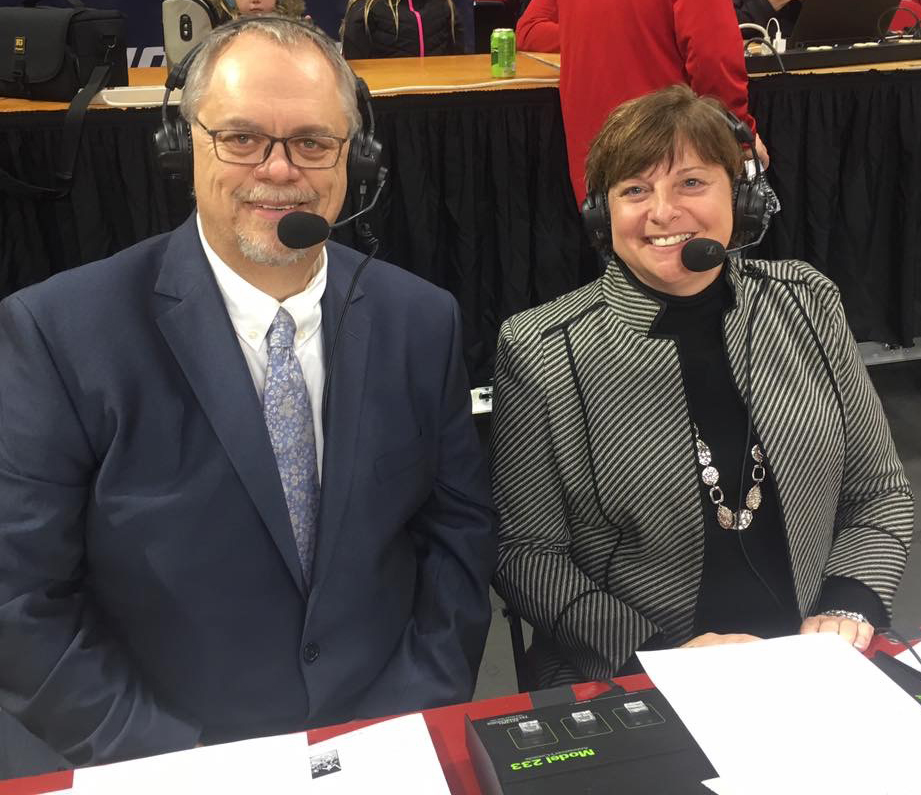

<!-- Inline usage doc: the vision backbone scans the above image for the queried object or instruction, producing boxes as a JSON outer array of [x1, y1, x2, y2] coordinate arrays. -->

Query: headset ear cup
[[154, 116, 193, 182], [581, 190, 612, 251], [347, 131, 383, 195], [732, 176, 768, 246]]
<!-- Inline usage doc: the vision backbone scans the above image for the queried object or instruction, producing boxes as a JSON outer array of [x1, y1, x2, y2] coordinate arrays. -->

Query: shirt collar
[[197, 213, 327, 352]]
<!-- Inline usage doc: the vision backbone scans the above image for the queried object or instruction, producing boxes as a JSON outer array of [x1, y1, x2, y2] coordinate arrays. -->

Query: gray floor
[[474, 359, 921, 700], [1, 363, 919, 780]]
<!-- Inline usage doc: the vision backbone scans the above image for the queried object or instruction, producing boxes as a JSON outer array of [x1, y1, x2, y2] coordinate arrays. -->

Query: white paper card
[[72, 731, 310, 794], [302, 713, 450, 793], [639, 633, 921, 795], [71, 713, 448, 794]]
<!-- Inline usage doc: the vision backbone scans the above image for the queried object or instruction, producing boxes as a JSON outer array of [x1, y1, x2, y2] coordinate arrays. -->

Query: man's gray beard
[[235, 228, 312, 268]]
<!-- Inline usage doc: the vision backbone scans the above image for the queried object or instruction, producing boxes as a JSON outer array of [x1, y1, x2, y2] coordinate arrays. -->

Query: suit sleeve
[[490, 320, 661, 681], [0, 296, 201, 766], [516, 0, 560, 53], [357, 295, 496, 710], [674, 0, 757, 133], [818, 285, 913, 624]]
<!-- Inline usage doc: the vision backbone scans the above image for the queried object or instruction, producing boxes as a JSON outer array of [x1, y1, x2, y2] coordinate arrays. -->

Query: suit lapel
[[306, 248, 371, 616], [152, 217, 307, 599]]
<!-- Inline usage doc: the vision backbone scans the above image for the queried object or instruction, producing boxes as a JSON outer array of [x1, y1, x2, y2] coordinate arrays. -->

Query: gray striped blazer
[[490, 258, 913, 685]]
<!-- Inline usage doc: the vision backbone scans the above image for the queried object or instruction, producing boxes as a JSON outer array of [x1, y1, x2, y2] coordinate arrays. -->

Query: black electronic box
[[465, 688, 716, 794]]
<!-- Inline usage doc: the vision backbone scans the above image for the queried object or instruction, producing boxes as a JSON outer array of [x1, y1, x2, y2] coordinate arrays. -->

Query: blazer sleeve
[[356, 295, 496, 711], [0, 296, 201, 766], [818, 286, 913, 623], [491, 320, 661, 681], [516, 0, 560, 53], [673, 0, 757, 134]]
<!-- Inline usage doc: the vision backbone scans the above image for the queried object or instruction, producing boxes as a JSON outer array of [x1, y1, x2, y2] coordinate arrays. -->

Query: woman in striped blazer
[[491, 85, 913, 687]]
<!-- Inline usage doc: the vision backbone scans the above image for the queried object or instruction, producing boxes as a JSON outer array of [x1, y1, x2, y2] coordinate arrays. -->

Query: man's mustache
[[234, 187, 319, 205]]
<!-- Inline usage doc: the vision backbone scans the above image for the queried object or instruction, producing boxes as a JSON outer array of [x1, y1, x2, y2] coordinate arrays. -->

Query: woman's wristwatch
[[822, 609, 869, 624]]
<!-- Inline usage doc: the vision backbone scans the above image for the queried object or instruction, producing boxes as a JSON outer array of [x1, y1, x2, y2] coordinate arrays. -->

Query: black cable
[[734, 270, 784, 610], [744, 37, 787, 73], [320, 239, 377, 429], [320, 166, 389, 423], [878, 626, 921, 670]]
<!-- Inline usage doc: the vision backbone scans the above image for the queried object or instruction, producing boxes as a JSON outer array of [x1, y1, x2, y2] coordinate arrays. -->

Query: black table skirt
[[3, 72, 921, 384], [0, 88, 597, 384], [749, 69, 921, 350]]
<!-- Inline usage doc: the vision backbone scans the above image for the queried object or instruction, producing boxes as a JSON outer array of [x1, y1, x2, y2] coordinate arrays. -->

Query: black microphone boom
[[277, 211, 330, 250], [681, 237, 727, 272]]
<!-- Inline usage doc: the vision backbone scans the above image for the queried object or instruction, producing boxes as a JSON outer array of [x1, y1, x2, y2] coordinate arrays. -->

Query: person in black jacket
[[734, 0, 802, 37], [340, 0, 465, 58]]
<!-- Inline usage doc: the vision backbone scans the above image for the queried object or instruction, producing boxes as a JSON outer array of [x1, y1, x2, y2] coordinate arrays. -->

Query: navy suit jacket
[[0, 216, 496, 765]]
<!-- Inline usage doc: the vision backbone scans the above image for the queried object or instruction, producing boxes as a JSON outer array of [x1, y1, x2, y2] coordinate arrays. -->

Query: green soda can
[[490, 28, 516, 78]]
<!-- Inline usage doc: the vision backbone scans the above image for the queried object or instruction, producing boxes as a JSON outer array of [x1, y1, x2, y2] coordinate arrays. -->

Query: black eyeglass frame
[[194, 118, 349, 169]]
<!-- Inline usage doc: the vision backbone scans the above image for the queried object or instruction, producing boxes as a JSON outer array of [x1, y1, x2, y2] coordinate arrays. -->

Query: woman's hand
[[799, 614, 874, 651], [681, 632, 761, 648]]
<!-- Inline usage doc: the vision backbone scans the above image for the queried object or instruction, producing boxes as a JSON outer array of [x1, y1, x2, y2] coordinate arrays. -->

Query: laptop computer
[[789, 0, 898, 47]]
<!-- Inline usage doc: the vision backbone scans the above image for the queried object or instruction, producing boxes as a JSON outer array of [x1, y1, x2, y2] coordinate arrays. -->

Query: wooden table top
[[3, 50, 919, 114], [0, 54, 562, 115]]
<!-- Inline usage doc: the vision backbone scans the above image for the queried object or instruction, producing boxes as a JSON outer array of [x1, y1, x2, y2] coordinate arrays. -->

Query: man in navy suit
[[0, 17, 495, 766]]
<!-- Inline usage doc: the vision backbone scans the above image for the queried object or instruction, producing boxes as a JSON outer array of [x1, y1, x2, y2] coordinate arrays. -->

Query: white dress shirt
[[197, 215, 326, 478]]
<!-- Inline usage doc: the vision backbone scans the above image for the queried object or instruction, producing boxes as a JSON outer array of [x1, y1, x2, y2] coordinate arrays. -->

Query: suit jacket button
[[303, 643, 320, 664]]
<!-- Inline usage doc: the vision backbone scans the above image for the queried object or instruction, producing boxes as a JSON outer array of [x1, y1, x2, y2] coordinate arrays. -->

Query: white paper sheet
[[895, 642, 921, 672], [302, 713, 450, 794], [72, 731, 310, 794], [638, 633, 921, 795], [71, 713, 447, 794]]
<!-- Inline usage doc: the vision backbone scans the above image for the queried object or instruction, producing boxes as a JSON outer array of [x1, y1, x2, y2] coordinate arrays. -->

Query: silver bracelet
[[822, 609, 868, 624]]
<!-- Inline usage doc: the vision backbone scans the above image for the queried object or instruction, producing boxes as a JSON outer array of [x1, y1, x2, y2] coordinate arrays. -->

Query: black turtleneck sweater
[[648, 271, 802, 638]]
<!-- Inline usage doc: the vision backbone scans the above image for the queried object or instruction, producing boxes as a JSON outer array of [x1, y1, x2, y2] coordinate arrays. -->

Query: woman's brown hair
[[585, 85, 744, 196]]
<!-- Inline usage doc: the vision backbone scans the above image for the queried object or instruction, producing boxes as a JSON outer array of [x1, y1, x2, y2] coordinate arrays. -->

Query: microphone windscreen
[[277, 212, 330, 250], [681, 237, 726, 272]]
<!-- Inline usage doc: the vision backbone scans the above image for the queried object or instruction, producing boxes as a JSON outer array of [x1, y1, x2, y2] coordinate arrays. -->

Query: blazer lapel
[[306, 249, 371, 616], [722, 264, 846, 616], [152, 217, 307, 599]]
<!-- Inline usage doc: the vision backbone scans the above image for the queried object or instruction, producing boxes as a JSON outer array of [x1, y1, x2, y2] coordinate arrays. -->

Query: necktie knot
[[267, 307, 297, 350]]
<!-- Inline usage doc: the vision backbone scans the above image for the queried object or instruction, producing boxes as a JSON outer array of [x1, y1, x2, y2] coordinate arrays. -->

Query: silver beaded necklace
[[692, 423, 766, 530]]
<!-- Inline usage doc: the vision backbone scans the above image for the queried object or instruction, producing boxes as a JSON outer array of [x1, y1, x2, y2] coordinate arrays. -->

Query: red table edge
[[0, 640, 915, 795]]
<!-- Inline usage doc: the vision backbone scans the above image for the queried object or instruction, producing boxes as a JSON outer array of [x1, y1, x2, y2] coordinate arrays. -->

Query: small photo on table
[[310, 749, 342, 779]]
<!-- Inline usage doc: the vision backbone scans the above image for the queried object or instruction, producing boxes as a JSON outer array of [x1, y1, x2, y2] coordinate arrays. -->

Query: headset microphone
[[277, 212, 330, 249], [275, 165, 389, 250], [681, 237, 727, 272]]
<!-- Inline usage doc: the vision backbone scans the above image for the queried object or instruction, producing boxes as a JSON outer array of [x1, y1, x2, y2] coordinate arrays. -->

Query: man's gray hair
[[178, 16, 361, 138]]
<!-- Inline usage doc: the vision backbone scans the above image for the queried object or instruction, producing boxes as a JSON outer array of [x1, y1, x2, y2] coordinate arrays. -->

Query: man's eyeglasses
[[195, 119, 348, 169]]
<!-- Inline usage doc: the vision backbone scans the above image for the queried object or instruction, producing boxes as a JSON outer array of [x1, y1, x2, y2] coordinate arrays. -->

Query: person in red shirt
[[516, 0, 765, 206]]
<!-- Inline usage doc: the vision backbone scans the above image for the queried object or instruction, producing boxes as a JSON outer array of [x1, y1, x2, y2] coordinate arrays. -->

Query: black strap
[[0, 60, 111, 199]]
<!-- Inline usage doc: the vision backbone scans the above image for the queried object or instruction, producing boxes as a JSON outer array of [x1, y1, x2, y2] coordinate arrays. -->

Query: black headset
[[580, 108, 769, 253], [153, 16, 384, 197]]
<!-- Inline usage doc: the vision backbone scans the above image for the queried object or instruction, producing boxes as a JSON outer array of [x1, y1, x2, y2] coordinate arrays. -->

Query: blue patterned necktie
[[263, 307, 320, 589]]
